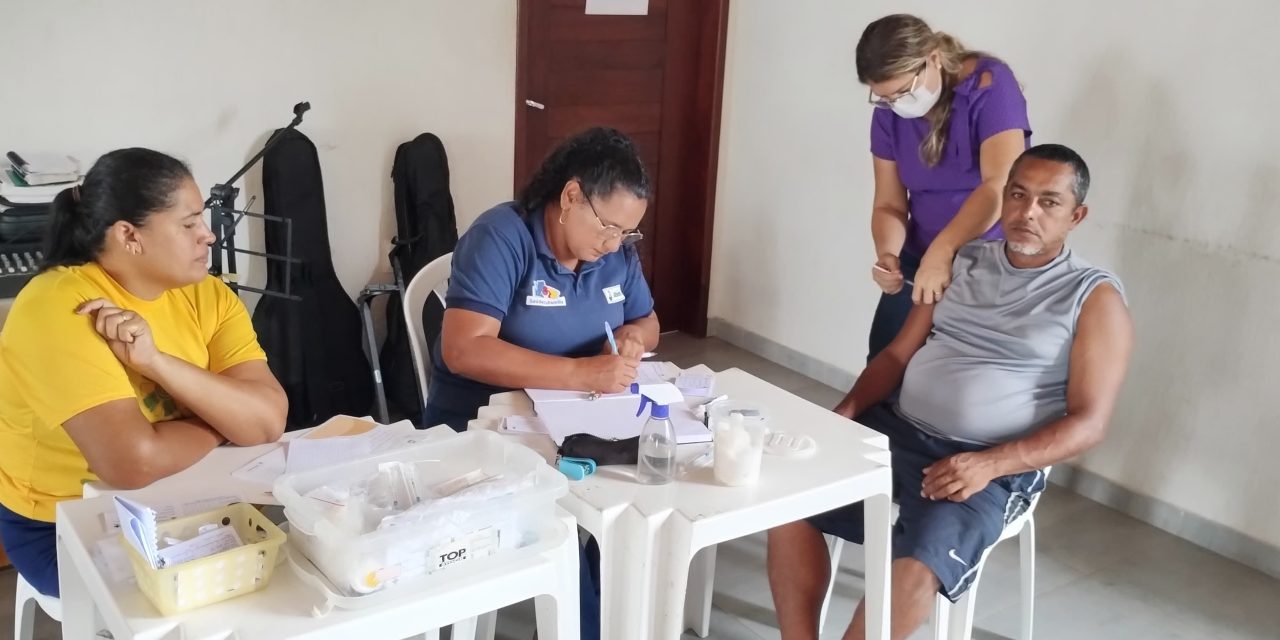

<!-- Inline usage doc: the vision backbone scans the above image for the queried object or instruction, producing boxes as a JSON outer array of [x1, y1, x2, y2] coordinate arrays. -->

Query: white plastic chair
[[819, 486, 1046, 640], [14, 572, 61, 640], [402, 252, 453, 413]]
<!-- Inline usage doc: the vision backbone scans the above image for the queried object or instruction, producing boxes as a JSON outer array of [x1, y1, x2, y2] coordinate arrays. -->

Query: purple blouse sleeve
[[973, 63, 1032, 144], [869, 108, 895, 160]]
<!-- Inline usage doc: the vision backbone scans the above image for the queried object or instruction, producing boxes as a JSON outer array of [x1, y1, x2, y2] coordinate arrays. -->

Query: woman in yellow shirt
[[0, 148, 287, 596]]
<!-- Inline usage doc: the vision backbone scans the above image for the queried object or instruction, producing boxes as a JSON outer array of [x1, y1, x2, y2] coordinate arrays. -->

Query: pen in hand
[[604, 321, 619, 355]]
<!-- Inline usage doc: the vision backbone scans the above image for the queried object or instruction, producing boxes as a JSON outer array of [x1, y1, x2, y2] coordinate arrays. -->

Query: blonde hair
[[856, 14, 980, 167]]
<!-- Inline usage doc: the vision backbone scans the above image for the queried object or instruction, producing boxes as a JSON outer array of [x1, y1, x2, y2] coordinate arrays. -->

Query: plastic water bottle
[[633, 383, 680, 484]]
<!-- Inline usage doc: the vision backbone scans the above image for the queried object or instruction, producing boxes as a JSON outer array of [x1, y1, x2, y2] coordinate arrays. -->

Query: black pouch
[[0, 204, 49, 243], [558, 433, 639, 466]]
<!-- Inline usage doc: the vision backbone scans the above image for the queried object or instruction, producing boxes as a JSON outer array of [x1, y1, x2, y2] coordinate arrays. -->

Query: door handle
[[524, 99, 546, 110]]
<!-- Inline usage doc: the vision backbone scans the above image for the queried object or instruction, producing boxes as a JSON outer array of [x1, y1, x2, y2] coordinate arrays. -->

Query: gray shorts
[[807, 404, 1046, 601]]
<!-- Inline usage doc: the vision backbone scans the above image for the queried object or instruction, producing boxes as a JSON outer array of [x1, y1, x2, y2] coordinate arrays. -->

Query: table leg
[[475, 611, 498, 640], [683, 544, 716, 637], [600, 508, 663, 640], [653, 517, 698, 640], [55, 532, 99, 639], [535, 523, 581, 640], [451, 616, 479, 640], [863, 488, 893, 640]]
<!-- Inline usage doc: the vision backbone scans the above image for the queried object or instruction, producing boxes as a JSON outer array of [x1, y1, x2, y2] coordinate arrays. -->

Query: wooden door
[[515, 0, 728, 335]]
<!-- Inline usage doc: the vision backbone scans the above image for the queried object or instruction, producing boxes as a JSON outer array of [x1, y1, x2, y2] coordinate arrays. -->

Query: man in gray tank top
[[768, 145, 1134, 640]]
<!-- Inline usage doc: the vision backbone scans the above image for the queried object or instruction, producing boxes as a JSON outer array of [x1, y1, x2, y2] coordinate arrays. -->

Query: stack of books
[[2, 152, 82, 204]]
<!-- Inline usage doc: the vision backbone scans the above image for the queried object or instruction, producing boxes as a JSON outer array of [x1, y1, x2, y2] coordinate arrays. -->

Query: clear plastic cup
[[710, 404, 767, 486]]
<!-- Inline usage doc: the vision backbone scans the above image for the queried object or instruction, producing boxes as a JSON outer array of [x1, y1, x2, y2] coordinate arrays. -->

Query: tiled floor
[[4, 333, 1279, 639]]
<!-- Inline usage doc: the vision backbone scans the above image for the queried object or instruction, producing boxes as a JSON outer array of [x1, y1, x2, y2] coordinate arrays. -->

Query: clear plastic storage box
[[274, 430, 567, 597]]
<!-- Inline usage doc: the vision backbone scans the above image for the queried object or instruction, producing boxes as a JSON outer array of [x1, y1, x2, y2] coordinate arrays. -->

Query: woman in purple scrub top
[[856, 14, 1032, 359]]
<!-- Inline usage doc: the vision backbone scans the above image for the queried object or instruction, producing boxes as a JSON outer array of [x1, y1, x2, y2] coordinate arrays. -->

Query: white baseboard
[[1049, 464, 1280, 580], [706, 318, 856, 392]]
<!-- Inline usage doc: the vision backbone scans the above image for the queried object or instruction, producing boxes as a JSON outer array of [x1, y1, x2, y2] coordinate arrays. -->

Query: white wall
[[711, 1, 1280, 549], [1, 0, 516, 300]]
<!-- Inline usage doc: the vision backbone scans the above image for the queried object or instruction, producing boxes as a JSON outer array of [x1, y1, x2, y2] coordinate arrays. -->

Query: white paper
[[231, 446, 287, 485], [286, 422, 421, 473], [675, 372, 716, 397], [287, 436, 373, 473], [364, 426, 417, 452], [526, 388, 622, 403], [235, 419, 420, 483], [153, 494, 240, 522], [156, 525, 242, 568], [637, 361, 673, 384], [526, 367, 709, 444], [113, 496, 160, 569], [525, 362, 675, 402], [502, 415, 549, 435], [585, 0, 648, 15], [104, 494, 241, 530], [536, 397, 711, 445]]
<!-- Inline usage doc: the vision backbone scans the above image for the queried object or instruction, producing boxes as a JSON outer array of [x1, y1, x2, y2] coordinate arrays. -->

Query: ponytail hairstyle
[[855, 14, 984, 167], [517, 127, 651, 215], [42, 148, 193, 271]]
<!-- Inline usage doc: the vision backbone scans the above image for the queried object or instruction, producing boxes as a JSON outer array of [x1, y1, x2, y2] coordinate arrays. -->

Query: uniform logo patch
[[603, 285, 626, 304], [526, 280, 567, 307]]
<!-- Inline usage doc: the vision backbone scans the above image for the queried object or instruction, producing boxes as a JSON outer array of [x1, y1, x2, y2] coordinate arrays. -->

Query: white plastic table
[[470, 367, 894, 640], [81, 420, 441, 505], [57, 426, 581, 640]]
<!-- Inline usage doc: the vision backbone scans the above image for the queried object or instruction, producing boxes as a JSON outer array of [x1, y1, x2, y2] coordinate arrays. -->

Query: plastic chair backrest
[[402, 252, 453, 406]]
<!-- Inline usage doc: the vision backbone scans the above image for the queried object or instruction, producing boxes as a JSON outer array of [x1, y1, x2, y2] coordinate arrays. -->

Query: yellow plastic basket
[[122, 502, 286, 616]]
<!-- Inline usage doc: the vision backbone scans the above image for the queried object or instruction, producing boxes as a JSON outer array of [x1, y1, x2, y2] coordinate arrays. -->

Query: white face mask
[[889, 64, 941, 119]]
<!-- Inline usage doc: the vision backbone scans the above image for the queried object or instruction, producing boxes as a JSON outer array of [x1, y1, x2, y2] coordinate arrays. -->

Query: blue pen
[[604, 321, 619, 355]]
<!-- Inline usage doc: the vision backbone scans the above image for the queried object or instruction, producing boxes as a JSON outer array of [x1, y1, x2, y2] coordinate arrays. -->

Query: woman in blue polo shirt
[[424, 127, 659, 431], [424, 128, 658, 639], [425, 127, 659, 428]]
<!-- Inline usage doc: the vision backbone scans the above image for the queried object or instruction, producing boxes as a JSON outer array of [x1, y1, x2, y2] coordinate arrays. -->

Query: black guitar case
[[252, 128, 373, 429], [379, 133, 459, 422]]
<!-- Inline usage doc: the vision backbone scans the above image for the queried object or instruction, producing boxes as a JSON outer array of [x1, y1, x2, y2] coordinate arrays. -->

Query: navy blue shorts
[[421, 401, 473, 432], [0, 500, 59, 597], [808, 404, 1046, 602]]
